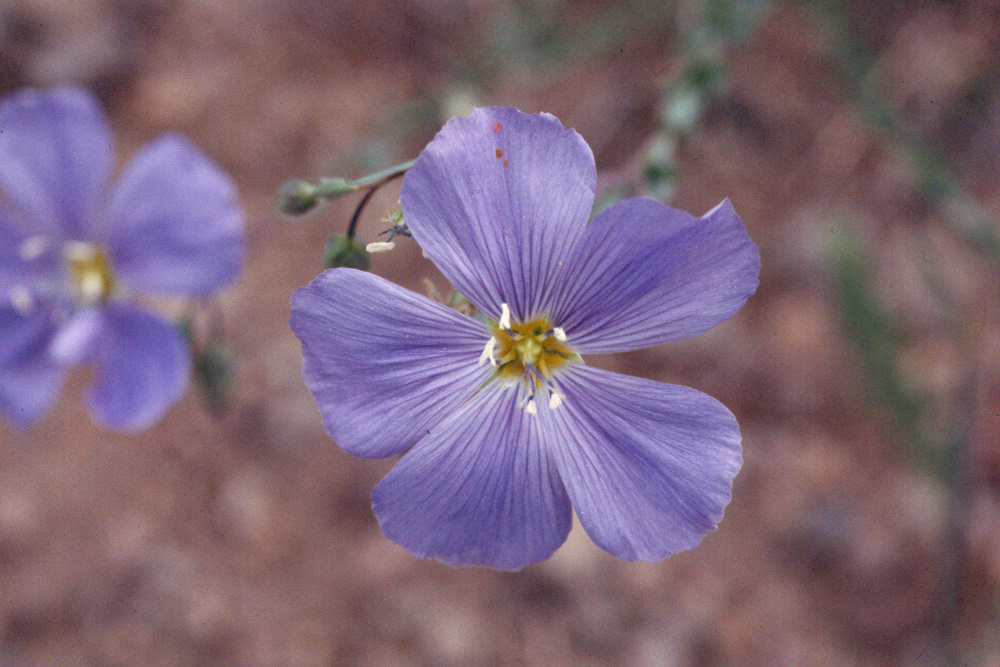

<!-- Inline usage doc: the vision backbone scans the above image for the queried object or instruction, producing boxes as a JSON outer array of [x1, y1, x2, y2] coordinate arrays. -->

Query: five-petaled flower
[[0, 87, 243, 431], [291, 107, 760, 569]]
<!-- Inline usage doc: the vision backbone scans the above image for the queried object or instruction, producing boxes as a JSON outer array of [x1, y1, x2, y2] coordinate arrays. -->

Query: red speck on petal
[[503, 158, 508, 167], [493, 122, 501, 131], [496, 147, 503, 159]]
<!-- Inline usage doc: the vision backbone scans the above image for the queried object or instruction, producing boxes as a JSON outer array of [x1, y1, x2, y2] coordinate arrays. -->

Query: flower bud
[[276, 179, 319, 215], [194, 341, 236, 417], [324, 234, 371, 271]]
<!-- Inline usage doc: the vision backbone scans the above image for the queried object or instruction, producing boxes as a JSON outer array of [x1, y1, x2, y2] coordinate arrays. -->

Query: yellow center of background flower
[[67, 243, 116, 303], [491, 316, 577, 384]]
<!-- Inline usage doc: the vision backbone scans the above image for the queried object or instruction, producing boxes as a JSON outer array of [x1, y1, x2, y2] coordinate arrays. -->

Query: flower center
[[65, 242, 116, 304], [479, 302, 578, 390], [492, 316, 575, 383], [477, 304, 579, 414]]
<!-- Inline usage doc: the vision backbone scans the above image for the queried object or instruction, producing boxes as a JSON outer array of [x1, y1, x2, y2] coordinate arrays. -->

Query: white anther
[[479, 336, 498, 367], [10, 287, 34, 315], [366, 241, 395, 253], [525, 399, 537, 415], [548, 392, 563, 410], [18, 235, 49, 261], [498, 303, 511, 330], [552, 327, 567, 342], [64, 240, 95, 261], [79, 272, 103, 302]]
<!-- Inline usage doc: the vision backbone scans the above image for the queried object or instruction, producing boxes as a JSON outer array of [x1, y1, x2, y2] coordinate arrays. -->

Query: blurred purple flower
[[0, 87, 243, 431], [291, 107, 760, 569]]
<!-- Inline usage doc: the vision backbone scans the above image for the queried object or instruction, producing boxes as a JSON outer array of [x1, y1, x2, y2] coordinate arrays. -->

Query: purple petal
[[546, 365, 742, 561], [84, 304, 190, 431], [0, 361, 64, 428], [100, 134, 244, 297], [0, 87, 112, 239], [400, 107, 596, 321], [0, 304, 64, 427], [0, 205, 27, 259], [48, 309, 103, 364], [290, 268, 494, 459], [552, 198, 760, 353], [0, 302, 57, 364], [0, 206, 62, 295], [372, 382, 571, 570]]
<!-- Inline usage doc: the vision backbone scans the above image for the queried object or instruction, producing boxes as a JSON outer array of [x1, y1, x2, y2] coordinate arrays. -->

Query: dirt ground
[[2, 0, 1000, 665]]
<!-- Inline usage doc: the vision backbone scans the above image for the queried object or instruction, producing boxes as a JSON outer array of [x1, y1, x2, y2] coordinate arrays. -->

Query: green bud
[[195, 342, 236, 417], [276, 179, 319, 215], [447, 290, 474, 316], [324, 234, 371, 270], [661, 87, 704, 136], [643, 134, 678, 202]]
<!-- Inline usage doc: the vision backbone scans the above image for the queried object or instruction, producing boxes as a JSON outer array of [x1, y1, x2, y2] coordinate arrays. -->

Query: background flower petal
[[48, 309, 104, 365], [100, 134, 244, 297], [0, 209, 60, 293], [400, 107, 596, 321], [372, 382, 572, 570], [290, 268, 494, 459], [0, 204, 34, 280], [0, 87, 112, 239], [546, 364, 742, 561], [552, 198, 760, 353], [0, 305, 65, 427], [85, 304, 190, 432]]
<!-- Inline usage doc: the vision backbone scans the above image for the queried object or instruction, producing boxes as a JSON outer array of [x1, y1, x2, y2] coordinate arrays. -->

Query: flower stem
[[345, 163, 411, 239], [348, 159, 415, 190]]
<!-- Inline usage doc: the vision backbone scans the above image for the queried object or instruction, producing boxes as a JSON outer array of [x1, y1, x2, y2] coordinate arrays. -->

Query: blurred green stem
[[314, 159, 415, 201], [345, 159, 415, 190], [829, 225, 945, 477], [345, 165, 410, 239], [807, 0, 1000, 258]]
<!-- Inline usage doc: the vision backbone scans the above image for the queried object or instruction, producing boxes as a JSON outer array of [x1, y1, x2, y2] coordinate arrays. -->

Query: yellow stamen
[[66, 242, 116, 304], [490, 314, 577, 386]]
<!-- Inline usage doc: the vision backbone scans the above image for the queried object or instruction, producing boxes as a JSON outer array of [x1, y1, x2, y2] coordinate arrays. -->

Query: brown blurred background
[[2, 0, 1000, 664]]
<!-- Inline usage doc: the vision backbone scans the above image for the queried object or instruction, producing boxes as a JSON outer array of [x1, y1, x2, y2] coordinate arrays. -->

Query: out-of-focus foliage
[[324, 234, 371, 270], [194, 342, 237, 417], [808, 0, 1000, 259], [642, 0, 771, 202], [827, 224, 943, 475]]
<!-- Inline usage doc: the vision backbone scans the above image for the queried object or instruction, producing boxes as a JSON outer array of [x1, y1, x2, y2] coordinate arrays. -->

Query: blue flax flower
[[291, 108, 760, 569], [0, 87, 243, 430]]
